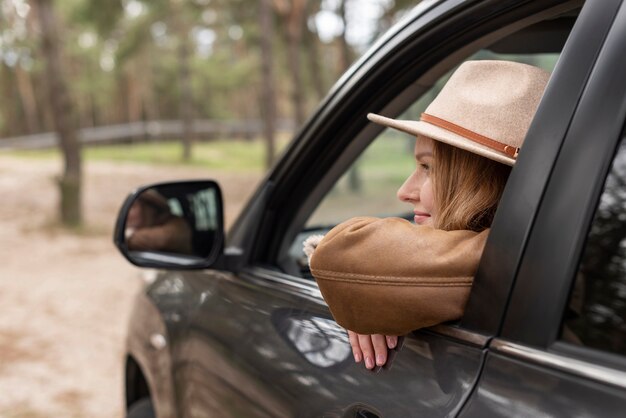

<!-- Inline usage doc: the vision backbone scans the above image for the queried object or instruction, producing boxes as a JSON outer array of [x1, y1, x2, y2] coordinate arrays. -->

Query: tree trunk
[[126, 65, 143, 123], [274, 0, 308, 128], [14, 65, 41, 133], [338, 0, 361, 193], [286, 43, 303, 125], [34, 0, 82, 227], [141, 49, 159, 122], [179, 35, 194, 161], [304, 3, 326, 100], [170, 0, 194, 162], [260, 0, 276, 168], [117, 72, 130, 122], [287, 0, 307, 127], [338, 0, 353, 73], [0, 66, 22, 136]]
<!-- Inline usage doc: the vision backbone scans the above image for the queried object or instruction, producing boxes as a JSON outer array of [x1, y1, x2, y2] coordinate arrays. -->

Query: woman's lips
[[414, 212, 431, 224]]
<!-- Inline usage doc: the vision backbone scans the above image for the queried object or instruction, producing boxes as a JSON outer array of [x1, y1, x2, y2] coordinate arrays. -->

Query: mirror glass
[[122, 181, 222, 264]]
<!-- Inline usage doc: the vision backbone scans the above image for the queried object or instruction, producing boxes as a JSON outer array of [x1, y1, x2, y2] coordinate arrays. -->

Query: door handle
[[342, 404, 382, 418]]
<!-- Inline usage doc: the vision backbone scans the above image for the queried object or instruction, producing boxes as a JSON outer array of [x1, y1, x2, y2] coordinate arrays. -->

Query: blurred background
[[0, 0, 415, 416]]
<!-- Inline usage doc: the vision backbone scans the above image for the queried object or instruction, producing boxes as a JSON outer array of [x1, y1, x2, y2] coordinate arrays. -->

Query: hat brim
[[367, 113, 515, 166]]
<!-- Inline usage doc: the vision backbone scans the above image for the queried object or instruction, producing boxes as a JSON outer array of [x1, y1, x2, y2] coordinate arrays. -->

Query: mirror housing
[[113, 180, 224, 269]]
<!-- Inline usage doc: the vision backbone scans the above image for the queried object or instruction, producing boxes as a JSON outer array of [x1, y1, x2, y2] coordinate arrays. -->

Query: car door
[[163, 1, 593, 417], [459, 1, 626, 416]]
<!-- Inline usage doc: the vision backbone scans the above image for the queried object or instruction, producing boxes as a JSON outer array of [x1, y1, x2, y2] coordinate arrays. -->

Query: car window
[[561, 135, 626, 355], [287, 50, 560, 278]]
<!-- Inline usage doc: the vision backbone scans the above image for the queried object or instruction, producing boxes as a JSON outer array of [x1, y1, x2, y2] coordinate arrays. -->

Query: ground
[[0, 155, 261, 418]]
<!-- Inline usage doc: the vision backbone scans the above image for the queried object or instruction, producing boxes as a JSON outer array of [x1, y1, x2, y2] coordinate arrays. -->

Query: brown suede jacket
[[309, 216, 489, 335]]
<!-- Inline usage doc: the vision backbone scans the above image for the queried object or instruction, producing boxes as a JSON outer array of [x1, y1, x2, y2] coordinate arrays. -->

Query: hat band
[[421, 113, 519, 159]]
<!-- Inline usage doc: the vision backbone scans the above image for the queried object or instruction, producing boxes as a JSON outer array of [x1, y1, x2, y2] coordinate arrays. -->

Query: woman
[[306, 60, 551, 370], [126, 189, 193, 255]]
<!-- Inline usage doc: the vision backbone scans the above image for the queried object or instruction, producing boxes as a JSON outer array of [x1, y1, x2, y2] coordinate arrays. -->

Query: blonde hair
[[432, 140, 511, 232]]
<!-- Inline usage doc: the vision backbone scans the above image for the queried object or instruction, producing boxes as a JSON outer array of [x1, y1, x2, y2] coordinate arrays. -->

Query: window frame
[[498, 0, 626, 365], [227, 0, 590, 339]]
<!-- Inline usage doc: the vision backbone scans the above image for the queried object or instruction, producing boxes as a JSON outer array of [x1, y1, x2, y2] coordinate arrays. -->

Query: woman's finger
[[371, 334, 388, 366], [386, 335, 398, 349], [347, 330, 362, 363], [357, 334, 376, 369]]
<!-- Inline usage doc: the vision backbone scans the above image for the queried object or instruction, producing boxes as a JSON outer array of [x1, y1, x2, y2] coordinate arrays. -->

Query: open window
[[281, 17, 575, 278], [240, 2, 592, 296]]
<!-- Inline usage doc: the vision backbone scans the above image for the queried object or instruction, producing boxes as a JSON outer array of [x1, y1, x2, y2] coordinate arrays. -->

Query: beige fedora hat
[[368, 60, 551, 166]]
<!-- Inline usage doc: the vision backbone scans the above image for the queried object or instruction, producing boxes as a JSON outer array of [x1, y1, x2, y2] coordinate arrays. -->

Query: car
[[113, 0, 626, 416]]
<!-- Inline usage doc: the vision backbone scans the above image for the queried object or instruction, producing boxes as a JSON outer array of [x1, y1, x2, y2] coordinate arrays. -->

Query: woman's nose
[[397, 172, 420, 203]]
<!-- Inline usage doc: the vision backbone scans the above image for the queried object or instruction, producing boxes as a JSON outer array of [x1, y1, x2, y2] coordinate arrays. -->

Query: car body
[[117, 0, 626, 416]]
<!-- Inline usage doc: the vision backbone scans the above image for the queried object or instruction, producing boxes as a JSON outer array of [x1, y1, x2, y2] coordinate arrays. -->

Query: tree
[[0, 0, 418, 141], [78, 0, 198, 160], [0, 0, 42, 135], [273, 0, 308, 128], [337, 0, 352, 74], [259, 0, 277, 168], [303, 1, 326, 100], [33, 0, 82, 226], [170, 0, 195, 161]]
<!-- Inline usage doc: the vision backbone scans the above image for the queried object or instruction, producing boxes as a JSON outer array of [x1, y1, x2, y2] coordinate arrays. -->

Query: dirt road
[[0, 155, 261, 417]]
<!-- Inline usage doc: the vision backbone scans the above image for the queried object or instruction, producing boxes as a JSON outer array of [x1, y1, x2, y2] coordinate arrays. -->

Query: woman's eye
[[420, 163, 430, 171]]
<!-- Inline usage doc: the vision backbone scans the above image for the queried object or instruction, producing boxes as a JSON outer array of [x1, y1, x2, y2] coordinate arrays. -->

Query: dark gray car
[[114, 0, 626, 416]]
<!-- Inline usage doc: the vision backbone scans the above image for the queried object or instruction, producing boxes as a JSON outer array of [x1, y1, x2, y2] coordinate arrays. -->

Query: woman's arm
[[310, 216, 489, 336]]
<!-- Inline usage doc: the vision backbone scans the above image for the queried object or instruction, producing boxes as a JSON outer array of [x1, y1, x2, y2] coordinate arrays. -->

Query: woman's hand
[[347, 330, 398, 369]]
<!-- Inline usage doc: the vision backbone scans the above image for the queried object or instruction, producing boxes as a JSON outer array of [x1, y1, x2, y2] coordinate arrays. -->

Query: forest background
[[1, 0, 415, 227], [0, 1, 415, 416]]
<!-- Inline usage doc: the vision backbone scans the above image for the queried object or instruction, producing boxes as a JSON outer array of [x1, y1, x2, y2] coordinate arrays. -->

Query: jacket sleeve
[[309, 216, 489, 335]]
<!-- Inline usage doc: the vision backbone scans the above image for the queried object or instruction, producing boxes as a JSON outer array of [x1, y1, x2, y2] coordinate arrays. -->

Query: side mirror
[[113, 180, 224, 269]]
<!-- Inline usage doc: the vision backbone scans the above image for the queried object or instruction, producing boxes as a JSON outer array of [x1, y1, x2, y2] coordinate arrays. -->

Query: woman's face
[[397, 136, 436, 226]]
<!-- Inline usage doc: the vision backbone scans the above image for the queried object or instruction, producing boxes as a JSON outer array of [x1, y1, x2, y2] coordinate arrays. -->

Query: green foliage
[[9, 137, 290, 171], [115, 14, 154, 65], [8, 135, 413, 185], [191, 49, 258, 119], [84, 140, 268, 170], [0, 0, 414, 138], [357, 135, 415, 182], [70, 0, 124, 36]]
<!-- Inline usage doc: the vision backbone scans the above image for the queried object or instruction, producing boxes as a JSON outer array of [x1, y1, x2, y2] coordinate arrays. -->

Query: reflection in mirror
[[123, 183, 221, 261]]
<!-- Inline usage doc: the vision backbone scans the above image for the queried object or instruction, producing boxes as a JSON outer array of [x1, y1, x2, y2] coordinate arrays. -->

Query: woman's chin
[[414, 215, 433, 226]]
